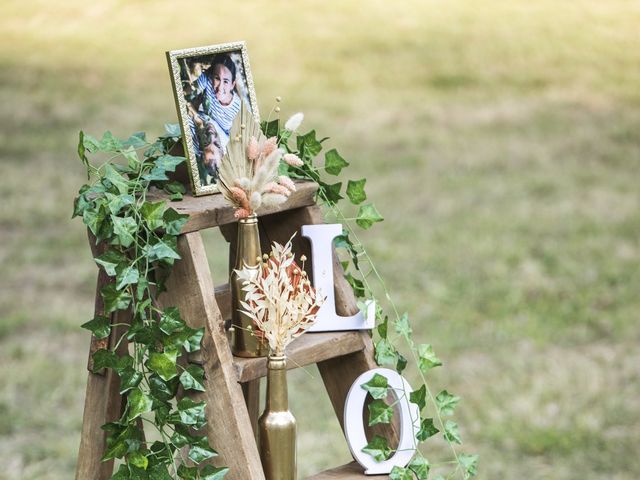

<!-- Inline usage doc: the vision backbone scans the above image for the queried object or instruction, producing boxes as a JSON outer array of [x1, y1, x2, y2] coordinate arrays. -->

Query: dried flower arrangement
[[217, 100, 303, 219], [238, 236, 325, 356]]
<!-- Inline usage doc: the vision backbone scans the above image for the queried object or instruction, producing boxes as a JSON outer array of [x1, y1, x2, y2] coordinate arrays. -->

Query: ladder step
[[307, 462, 373, 479], [147, 180, 318, 233], [233, 331, 367, 383]]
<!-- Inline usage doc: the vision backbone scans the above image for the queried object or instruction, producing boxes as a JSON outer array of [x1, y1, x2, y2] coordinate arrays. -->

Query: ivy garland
[[74, 115, 478, 479]]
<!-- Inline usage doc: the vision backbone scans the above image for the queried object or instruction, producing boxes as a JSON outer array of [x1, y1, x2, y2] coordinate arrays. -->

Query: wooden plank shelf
[[147, 180, 318, 233], [308, 462, 377, 479], [233, 331, 367, 383]]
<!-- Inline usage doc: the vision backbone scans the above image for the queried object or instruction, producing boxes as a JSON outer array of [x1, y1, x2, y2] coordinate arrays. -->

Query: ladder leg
[[160, 232, 265, 480], [75, 269, 130, 480]]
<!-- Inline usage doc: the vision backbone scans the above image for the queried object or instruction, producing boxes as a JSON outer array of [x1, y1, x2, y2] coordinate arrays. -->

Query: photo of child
[[171, 44, 257, 191]]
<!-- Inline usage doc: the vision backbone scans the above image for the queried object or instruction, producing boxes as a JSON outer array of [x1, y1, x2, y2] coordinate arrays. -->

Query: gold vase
[[230, 213, 268, 357], [259, 355, 296, 480]]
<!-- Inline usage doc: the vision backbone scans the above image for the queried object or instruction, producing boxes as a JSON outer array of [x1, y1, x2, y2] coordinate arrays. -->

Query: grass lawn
[[0, 1, 639, 478]]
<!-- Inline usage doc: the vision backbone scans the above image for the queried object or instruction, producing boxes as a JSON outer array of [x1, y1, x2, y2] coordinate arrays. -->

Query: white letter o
[[344, 368, 420, 474]]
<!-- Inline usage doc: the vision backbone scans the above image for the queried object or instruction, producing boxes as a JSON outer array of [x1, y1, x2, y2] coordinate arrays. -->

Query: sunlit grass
[[1, 0, 639, 478]]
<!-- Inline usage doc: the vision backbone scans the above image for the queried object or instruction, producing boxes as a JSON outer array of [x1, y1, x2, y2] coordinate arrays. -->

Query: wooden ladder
[[75, 181, 395, 479]]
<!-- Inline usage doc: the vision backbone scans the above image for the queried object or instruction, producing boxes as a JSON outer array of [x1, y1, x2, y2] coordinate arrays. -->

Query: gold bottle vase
[[230, 214, 268, 357], [259, 355, 297, 480]]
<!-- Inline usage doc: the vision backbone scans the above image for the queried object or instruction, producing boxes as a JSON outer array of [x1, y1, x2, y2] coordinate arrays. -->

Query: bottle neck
[[235, 214, 260, 270], [266, 356, 288, 411]]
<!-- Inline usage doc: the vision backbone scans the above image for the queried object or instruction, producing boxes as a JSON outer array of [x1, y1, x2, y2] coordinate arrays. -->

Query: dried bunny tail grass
[[283, 153, 303, 167], [278, 176, 296, 192], [247, 136, 259, 161], [252, 148, 282, 192], [262, 136, 278, 157], [249, 191, 262, 210], [229, 186, 250, 210], [261, 193, 288, 208], [234, 177, 251, 190], [234, 208, 251, 219], [263, 183, 291, 197]]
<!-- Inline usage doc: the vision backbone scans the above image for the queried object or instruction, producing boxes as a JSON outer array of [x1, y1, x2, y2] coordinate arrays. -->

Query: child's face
[[213, 64, 235, 106]]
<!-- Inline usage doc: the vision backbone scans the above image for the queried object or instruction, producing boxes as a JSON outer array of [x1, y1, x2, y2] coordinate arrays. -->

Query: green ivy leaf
[[104, 192, 134, 215], [396, 351, 408, 374], [389, 466, 413, 480], [102, 424, 132, 460], [103, 164, 130, 195], [147, 349, 178, 381], [177, 464, 198, 479], [81, 315, 111, 339], [119, 367, 143, 394], [128, 450, 148, 470], [154, 154, 184, 173], [417, 344, 442, 373], [141, 201, 166, 231], [345, 272, 365, 298], [188, 437, 217, 464], [320, 181, 343, 204], [111, 464, 130, 480], [417, 417, 439, 441], [409, 456, 431, 479], [159, 307, 184, 335], [127, 387, 153, 420], [83, 205, 107, 237], [436, 390, 460, 416], [261, 119, 279, 138], [356, 203, 384, 229], [374, 338, 397, 367], [177, 398, 207, 429], [377, 315, 388, 339], [184, 327, 204, 353], [148, 463, 172, 480], [394, 312, 412, 341], [346, 178, 367, 204], [149, 375, 178, 402], [409, 385, 427, 411], [91, 348, 118, 372], [95, 249, 127, 276], [116, 264, 139, 290], [163, 181, 186, 201], [443, 420, 462, 444], [297, 130, 323, 158], [334, 232, 360, 270], [163, 123, 181, 138], [122, 132, 147, 149], [200, 465, 229, 480], [163, 208, 188, 235], [458, 453, 479, 479], [361, 435, 392, 462], [111, 215, 137, 248], [324, 149, 349, 175], [102, 284, 132, 313], [361, 373, 389, 400], [144, 237, 181, 264], [180, 364, 206, 392], [368, 399, 394, 426]]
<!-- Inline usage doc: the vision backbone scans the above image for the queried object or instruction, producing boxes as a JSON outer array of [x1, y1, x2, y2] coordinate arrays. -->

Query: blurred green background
[[1, 0, 639, 478]]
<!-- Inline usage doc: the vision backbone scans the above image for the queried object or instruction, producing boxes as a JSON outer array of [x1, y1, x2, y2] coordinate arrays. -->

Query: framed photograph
[[166, 41, 260, 196]]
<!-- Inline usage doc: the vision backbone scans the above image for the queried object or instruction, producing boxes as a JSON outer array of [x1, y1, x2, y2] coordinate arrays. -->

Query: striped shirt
[[196, 73, 241, 136]]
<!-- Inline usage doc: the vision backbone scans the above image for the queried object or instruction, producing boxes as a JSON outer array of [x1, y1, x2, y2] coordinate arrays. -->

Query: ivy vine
[[266, 114, 479, 479], [74, 126, 228, 480], [74, 113, 477, 479]]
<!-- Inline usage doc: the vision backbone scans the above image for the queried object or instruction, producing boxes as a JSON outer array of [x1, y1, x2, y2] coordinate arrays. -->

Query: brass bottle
[[230, 214, 268, 357], [259, 355, 296, 480]]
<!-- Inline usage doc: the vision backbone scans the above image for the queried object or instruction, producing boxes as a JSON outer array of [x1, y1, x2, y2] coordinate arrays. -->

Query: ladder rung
[[307, 462, 369, 479], [233, 331, 367, 383], [147, 180, 318, 233]]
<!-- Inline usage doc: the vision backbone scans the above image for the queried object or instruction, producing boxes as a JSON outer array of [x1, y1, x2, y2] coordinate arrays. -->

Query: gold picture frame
[[166, 41, 260, 196]]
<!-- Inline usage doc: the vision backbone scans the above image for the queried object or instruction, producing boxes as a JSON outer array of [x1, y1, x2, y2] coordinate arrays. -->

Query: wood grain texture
[[147, 181, 318, 234], [306, 462, 375, 479], [233, 331, 366, 383], [159, 232, 265, 480]]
